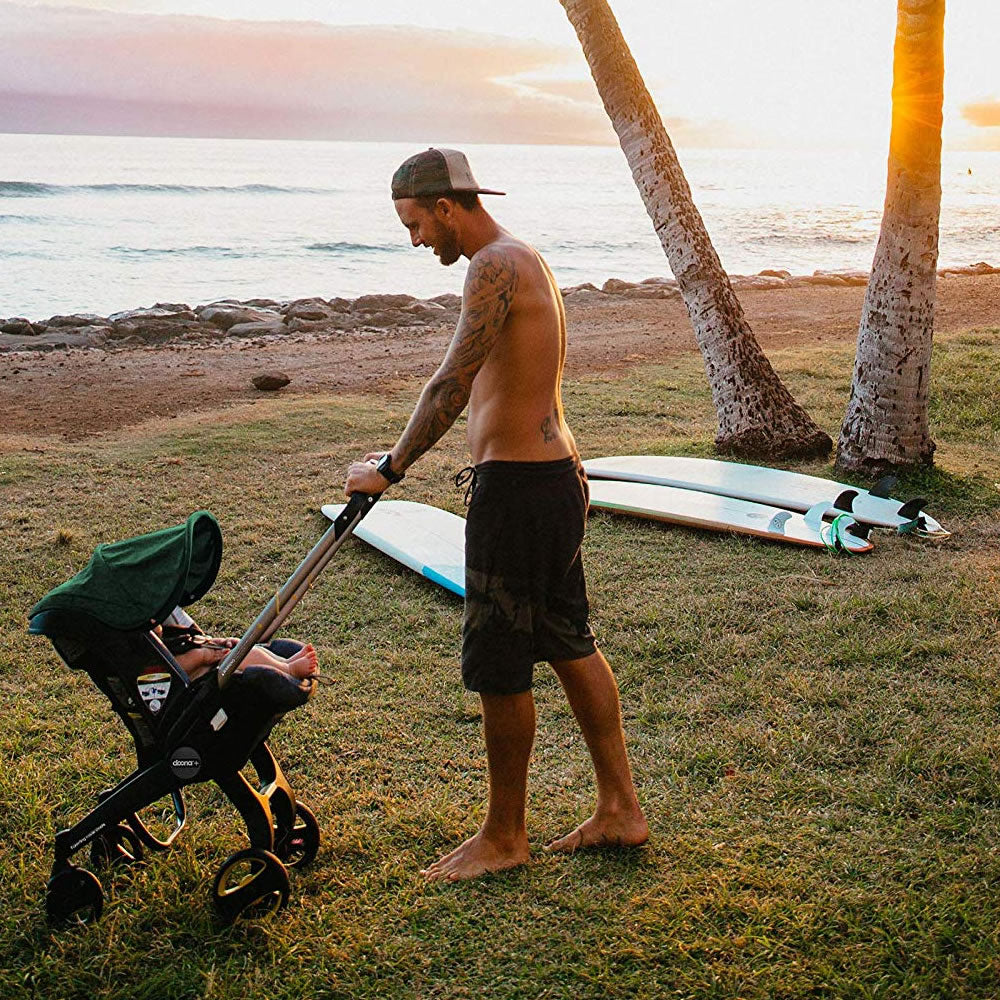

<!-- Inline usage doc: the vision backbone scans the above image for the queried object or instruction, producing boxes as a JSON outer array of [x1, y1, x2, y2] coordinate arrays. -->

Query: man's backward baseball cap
[[391, 148, 505, 200]]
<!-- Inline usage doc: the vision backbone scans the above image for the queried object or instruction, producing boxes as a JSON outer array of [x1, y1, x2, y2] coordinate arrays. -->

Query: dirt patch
[[1, 274, 997, 442]]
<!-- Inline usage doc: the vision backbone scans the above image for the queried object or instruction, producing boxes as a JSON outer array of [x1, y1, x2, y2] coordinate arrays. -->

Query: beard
[[435, 231, 462, 267]]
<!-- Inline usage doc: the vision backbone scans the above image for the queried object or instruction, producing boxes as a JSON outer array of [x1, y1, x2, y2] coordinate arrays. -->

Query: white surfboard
[[588, 479, 874, 553], [322, 500, 465, 597], [583, 455, 947, 537]]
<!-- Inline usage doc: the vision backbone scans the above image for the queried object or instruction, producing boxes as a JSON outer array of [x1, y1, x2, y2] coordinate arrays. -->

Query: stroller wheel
[[211, 848, 289, 925], [46, 866, 104, 926], [275, 802, 320, 869], [90, 823, 145, 870]]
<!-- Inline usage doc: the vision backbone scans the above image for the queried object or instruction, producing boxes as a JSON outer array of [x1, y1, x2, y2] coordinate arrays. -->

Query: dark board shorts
[[462, 457, 597, 695]]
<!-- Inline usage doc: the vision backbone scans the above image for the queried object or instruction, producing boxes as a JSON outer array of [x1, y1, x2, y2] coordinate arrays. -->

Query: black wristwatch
[[376, 452, 404, 485]]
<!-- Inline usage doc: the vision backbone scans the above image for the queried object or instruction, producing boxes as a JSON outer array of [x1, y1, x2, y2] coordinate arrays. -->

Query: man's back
[[465, 235, 577, 465]]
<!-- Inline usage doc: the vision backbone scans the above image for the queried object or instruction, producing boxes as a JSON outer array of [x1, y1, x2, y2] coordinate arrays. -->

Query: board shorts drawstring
[[455, 465, 478, 506]]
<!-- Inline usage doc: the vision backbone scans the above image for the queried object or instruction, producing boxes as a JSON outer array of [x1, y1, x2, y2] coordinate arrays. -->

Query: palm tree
[[837, 0, 945, 474], [559, 0, 831, 459]]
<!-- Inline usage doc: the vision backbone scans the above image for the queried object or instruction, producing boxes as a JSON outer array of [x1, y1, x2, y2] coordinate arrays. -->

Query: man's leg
[[547, 649, 648, 851], [422, 690, 535, 882]]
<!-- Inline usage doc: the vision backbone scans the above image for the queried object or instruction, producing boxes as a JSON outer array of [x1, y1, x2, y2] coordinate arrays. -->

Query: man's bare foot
[[421, 830, 530, 883], [546, 808, 649, 854]]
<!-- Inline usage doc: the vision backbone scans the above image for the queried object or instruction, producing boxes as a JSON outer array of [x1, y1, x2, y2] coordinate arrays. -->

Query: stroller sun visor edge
[[29, 510, 223, 634]]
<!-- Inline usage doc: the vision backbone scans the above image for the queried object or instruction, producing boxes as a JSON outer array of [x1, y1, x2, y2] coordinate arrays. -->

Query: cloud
[[961, 99, 1000, 129], [0, 3, 616, 144]]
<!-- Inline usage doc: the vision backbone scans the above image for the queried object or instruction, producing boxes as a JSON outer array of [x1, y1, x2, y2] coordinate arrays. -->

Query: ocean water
[[1, 133, 997, 319]]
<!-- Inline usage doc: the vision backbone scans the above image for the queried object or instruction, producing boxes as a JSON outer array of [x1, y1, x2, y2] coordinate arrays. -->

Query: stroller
[[29, 494, 377, 926]]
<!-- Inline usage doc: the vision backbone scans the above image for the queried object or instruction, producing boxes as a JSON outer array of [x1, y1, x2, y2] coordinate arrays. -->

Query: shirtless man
[[345, 148, 647, 882]]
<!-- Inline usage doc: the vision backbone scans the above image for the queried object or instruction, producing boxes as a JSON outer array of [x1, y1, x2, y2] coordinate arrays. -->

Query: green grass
[[1, 329, 999, 999]]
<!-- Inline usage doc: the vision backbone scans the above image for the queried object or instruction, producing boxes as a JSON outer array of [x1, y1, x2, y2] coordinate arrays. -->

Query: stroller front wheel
[[211, 847, 289, 924], [46, 866, 104, 926]]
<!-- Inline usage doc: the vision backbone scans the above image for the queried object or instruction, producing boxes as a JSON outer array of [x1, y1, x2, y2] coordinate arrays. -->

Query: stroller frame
[[31, 493, 378, 926]]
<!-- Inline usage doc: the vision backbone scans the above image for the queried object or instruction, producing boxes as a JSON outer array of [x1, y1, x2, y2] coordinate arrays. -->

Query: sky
[[1, 0, 998, 150]]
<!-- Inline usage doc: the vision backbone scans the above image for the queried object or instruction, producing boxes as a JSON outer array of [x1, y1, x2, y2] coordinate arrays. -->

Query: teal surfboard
[[322, 500, 465, 597], [588, 479, 873, 553]]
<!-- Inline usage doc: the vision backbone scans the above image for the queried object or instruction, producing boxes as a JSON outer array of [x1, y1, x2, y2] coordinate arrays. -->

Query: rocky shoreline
[[2, 262, 997, 355]]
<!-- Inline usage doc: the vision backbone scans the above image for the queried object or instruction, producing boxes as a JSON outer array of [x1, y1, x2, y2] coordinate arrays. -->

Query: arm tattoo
[[392, 247, 518, 471]]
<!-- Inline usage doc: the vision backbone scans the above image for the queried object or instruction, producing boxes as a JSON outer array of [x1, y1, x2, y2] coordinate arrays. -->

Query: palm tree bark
[[559, 0, 831, 459], [836, 0, 945, 475]]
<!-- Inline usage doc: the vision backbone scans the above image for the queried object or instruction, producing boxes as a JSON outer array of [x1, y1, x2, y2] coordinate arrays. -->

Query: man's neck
[[460, 211, 505, 260]]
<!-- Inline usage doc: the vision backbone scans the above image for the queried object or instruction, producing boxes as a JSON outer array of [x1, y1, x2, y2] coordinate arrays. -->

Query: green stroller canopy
[[30, 511, 223, 632]]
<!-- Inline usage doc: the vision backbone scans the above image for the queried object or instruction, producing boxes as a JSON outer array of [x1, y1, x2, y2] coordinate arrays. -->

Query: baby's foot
[[284, 644, 318, 679]]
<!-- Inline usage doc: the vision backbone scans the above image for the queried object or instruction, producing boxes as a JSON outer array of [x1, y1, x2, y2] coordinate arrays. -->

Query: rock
[[242, 298, 281, 308], [327, 297, 353, 312], [284, 298, 334, 322], [110, 318, 204, 343], [429, 293, 462, 309], [107, 306, 196, 323], [227, 320, 287, 339], [732, 275, 787, 290], [1, 318, 38, 335], [403, 301, 446, 318], [758, 269, 791, 280], [364, 310, 422, 327], [810, 269, 869, 287], [938, 262, 1000, 276], [252, 372, 291, 391], [0, 327, 109, 352], [198, 306, 283, 331], [352, 293, 418, 312], [45, 313, 106, 328], [798, 273, 848, 287], [286, 318, 334, 334], [623, 284, 681, 299], [601, 278, 638, 294], [152, 302, 191, 312], [562, 283, 601, 295]]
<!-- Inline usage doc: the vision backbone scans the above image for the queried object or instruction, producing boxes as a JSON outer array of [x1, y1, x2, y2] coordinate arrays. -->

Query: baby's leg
[[242, 643, 318, 679], [173, 644, 228, 681]]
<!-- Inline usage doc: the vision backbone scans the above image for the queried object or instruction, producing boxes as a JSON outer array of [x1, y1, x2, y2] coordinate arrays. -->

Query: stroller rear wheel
[[90, 823, 145, 869], [211, 847, 289, 924], [46, 866, 104, 926], [275, 802, 320, 869]]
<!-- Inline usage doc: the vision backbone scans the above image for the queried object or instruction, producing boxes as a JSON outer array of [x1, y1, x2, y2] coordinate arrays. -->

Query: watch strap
[[376, 453, 404, 484]]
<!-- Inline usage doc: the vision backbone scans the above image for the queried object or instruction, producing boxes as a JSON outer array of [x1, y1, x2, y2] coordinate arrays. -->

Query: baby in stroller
[[156, 607, 319, 682]]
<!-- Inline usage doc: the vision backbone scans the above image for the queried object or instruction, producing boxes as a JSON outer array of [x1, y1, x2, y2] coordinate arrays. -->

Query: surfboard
[[583, 455, 947, 536], [587, 479, 874, 553], [321, 500, 465, 597]]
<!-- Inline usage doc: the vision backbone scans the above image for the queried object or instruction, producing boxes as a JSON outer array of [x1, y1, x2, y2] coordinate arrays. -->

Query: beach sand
[[1, 273, 998, 443]]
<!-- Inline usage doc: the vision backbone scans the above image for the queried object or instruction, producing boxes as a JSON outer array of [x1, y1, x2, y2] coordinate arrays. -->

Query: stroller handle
[[215, 491, 379, 688]]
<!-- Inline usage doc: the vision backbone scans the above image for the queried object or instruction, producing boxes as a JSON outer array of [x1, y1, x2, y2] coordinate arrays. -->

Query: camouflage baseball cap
[[391, 148, 505, 200]]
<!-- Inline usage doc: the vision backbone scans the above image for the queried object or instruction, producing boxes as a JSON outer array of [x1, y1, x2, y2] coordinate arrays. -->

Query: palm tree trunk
[[559, 0, 831, 459], [836, 0, 945, 475]]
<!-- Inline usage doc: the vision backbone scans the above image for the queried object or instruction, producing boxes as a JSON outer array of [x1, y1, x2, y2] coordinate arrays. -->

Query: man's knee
[[549, 648, 607, 678]]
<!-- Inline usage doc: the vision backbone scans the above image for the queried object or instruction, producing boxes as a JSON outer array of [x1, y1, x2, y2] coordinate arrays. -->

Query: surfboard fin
[[870, 476, 898, 499], [845, 520, 871, 541], [897, 497, 927, 521], [803, 501, 831, 532], [833, 489, 858, 512], [767, 511, 792, 533]]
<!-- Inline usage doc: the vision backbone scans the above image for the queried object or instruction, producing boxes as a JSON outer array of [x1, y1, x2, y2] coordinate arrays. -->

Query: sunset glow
[[0, 0, 997, 149]]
